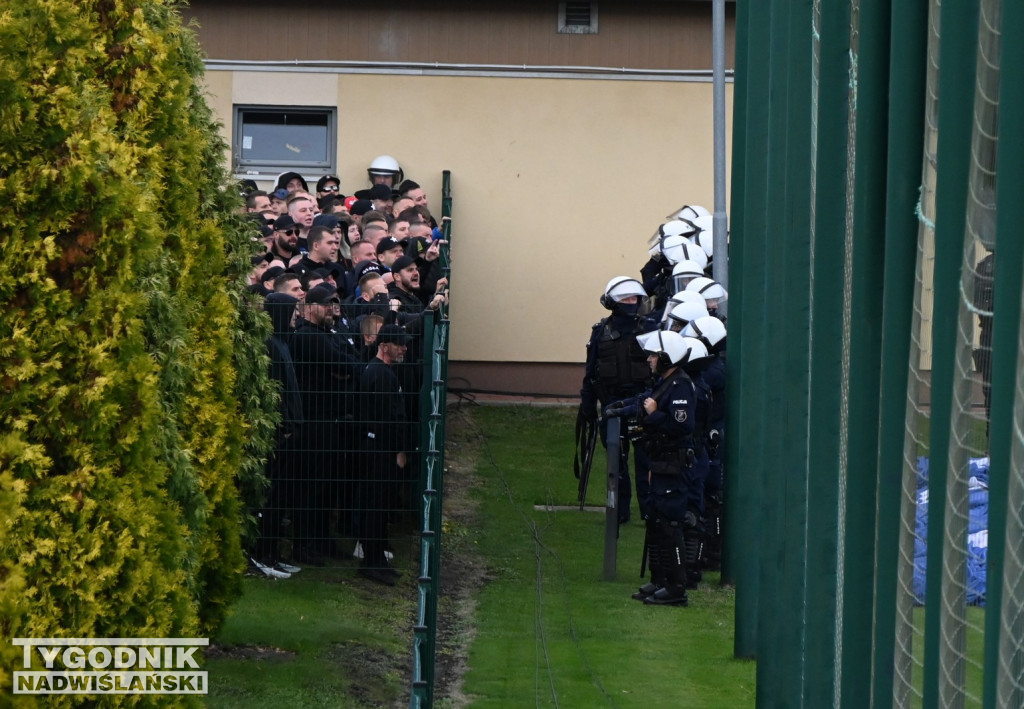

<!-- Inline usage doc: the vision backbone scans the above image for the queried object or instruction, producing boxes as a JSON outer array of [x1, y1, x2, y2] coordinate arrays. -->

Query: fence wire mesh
[[999, 289, 1024, 708], [893, 0, 1001, 707], [892, 1, 937, 704], [938, 0, 1002, 705], [893, 0, 942, 705], [736, 0, 1022, 705], [257, 297, 436, 576]]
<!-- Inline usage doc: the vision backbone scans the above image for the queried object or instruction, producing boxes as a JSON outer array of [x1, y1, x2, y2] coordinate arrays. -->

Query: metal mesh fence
[[938, 1, 1001, 705], [256, 296, 438, 577], [892, 1, 942, 704], [894, 0, 1000, 706], [998, 290, 1024, 708], [732, 0, 1024, 705]]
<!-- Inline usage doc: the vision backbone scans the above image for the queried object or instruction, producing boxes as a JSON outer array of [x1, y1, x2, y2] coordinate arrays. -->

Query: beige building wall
[[202, 69, 731, 375]]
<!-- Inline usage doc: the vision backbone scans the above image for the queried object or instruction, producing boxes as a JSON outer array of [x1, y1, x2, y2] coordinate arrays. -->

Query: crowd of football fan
[[578, 207, 727, 607], [242, 156, 449, 587]]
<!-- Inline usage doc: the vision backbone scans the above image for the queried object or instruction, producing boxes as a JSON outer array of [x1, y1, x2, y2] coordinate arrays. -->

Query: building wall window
[[558, 1, 598, 34], [233, 105, 336, 177]]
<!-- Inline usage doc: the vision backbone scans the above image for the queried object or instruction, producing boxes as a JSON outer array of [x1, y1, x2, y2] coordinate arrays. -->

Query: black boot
[[643, 586, 689, 606], [685, 535, 703, 589], [632, 526, 664, 600], [645, 537, 688, 606], [632, 581, 660, 601]]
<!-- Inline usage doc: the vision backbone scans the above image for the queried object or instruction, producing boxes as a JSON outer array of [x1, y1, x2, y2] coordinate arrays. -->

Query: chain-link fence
[[729, 1, 1024, 706], [252, 174, 452, 708]]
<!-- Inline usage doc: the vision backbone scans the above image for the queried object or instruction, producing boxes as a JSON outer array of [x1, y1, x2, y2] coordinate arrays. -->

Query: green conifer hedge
[[0, 0, 276, 701]]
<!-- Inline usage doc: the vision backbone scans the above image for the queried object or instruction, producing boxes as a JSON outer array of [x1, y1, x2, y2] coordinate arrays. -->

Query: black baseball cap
[[369, 183, 393, 201], [377, 324, 411, 345], [305, 283, 340, 304], [273, 215, 298, 231], [375, 236, 403, 255], [391, 255, 416, 273], [354, 260, 384, 283]]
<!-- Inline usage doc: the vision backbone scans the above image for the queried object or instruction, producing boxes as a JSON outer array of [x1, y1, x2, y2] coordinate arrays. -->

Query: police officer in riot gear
[[685, 277, 728, 323], [616, 330, 699, 606], [683, 316, 727, 570], [677, 336, 714, 588], [640, 225, 705, 314], [580, 277, 656, 522]]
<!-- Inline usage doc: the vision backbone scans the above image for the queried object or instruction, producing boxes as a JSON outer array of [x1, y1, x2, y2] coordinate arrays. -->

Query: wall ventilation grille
[[558, 2, 598, 34]]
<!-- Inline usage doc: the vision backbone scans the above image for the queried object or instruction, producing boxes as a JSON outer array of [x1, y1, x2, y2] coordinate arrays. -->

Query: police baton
[[573, 404, 598, 509]]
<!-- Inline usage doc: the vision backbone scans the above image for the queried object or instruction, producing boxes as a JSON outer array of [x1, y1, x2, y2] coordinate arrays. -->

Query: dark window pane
[[235, 107, 335, 171]]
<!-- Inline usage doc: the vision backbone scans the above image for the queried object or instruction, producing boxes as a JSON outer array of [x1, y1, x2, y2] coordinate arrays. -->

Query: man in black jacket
[[356, 324, 414, 585], [288, 283, 361, 564], [252, 293, 305, 577]]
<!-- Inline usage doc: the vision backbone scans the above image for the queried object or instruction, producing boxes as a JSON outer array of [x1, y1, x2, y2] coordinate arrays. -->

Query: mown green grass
[[460, 405, 756, 708], [202, 403, 993, 707], [205, 559, 416, 708], [205, 404, 756, 708]]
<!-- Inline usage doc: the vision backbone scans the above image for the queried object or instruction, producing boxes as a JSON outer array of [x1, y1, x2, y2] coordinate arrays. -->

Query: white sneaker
[[353, 543, 393, 562], [250, 557, 291, 579]]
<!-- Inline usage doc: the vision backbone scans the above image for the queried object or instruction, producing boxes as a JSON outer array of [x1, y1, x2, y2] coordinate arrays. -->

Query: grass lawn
[[205, 561, 417, 708], [456, 404, 756, 708], [200, 402, 997, 707], [203, 403, 755, 708]]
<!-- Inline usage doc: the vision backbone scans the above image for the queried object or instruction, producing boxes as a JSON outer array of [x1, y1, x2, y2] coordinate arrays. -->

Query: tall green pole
[[982, 1, 1022, 705], [802, 0, 851, 704], [755, 1, 815, 705], [921, 0, 979, 706], [727, 0, 768, 659], [870, 0, 930, 705], [720, 0, 746, 589], [839, 0, 891, 704]]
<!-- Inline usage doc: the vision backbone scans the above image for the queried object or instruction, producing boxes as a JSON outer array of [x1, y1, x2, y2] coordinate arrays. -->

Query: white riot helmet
[[666, 300, 710, 332], [685, 277, 728, 306], [671, 260, 706, 293], [367, 155, 404, 184], [660, 289, 707, 324], [668, 204, 711, 221], [658, 219, 700, 240], [660, 236, 709, 267], [648, 218, 699, 250], [601, 276, 647, 311], [637, 329, 688, 371], [648, 233, 684, 260], [688, 214, 716, 260], [679, 336, 711, 366], [683, 316, 727, 353]]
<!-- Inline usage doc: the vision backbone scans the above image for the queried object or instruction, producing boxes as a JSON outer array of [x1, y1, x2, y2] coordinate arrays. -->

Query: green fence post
[[726, 0, 768, 660], [410, 173, 453, 709], [721, 0, 747, 590], [870, 0, 930, 705], [838, 0, 891, 704], [756, 1, 815, 705], [921, 1, 980, 706], [803, 1, 851, 704], [412, 311, 436, 709], [982, 2, 1023, 704]]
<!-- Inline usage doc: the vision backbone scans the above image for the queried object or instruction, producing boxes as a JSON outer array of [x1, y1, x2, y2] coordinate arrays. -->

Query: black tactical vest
[[594, 321, 651, 403]]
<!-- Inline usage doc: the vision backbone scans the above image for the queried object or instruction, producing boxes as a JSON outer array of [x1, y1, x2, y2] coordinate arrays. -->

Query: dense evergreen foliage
[[0, 0, 277, 700]]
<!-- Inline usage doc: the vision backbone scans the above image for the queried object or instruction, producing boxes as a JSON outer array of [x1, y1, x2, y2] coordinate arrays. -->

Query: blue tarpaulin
[[912, 456, 989, 606]]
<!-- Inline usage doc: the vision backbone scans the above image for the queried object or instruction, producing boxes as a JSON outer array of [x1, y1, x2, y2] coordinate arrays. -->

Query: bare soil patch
[[430, 403, 490, 707], [206, 644, 296, 662]]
